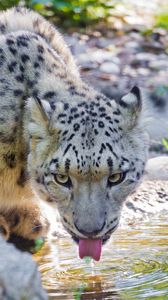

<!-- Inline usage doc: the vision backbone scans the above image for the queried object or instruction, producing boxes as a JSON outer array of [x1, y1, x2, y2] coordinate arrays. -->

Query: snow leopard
[[0, 7, 148, 260]]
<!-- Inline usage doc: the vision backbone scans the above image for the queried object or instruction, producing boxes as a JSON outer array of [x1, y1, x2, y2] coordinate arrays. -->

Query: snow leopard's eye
[[54, 174, 72, 188], [108, 172, 126, 187]]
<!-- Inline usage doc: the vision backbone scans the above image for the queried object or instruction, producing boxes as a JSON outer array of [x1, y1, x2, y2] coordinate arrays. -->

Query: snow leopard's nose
[[74, 220, 106, 237]]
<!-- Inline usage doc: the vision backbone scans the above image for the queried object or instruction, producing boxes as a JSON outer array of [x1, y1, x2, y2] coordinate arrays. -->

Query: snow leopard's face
[[27, 87, 149, 252]]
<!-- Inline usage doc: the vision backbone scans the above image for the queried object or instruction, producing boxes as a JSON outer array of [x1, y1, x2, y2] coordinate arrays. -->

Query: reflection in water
[[34, 215, 168, 299], [74, 281, 120, 300]]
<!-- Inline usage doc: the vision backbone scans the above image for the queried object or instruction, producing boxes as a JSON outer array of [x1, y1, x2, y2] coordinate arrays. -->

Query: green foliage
[[0, 0, 19, 10], [156, 9, 168, 30], [0, 0, 117, 27], [162, 137, 168, 151], [27, 0, 115, 27]]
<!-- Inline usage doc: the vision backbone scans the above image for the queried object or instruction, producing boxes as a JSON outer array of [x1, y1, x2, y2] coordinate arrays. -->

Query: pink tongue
[[79, 239, 102, 261]]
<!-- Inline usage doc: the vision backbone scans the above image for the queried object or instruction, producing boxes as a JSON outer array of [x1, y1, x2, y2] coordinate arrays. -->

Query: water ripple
[[34, 215, 168, 299]]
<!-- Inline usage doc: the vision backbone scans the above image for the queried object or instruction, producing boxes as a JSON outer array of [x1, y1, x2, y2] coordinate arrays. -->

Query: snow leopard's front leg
[[0, 201, 49, 240]]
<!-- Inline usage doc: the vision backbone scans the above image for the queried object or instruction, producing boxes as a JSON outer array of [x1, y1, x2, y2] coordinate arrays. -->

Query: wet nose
[[74, 221, 106, 237]]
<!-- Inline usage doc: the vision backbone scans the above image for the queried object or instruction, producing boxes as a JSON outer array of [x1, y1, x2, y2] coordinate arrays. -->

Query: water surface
[[34, 215, 168, 300]]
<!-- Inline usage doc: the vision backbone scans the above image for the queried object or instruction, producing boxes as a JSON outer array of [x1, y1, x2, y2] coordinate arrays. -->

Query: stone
[[135, 52, 156, 62], [0, 237, 48, 300], [137, 68, 150, 75], [80, 60, 98, 70], [141, 41, 164, 53], [125, 41, 140, 49], [95, 37, 113, 49], [78, 50, 113, 64], [100, 62, 120, 74], [121, 180, 168, 225], [149, 60, 168, 70], [65, 34, 88, 56], [144, 156, 168, 181]]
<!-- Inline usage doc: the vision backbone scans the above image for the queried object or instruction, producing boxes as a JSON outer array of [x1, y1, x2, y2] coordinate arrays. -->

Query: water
[[34, 215, 168, 300]]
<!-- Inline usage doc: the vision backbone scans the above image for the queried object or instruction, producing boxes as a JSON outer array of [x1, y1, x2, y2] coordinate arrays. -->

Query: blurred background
[[0, 0, 168, 150]]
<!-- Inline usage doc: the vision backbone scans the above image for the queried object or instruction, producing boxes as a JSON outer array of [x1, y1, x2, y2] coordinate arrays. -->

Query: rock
[[96, 72, 118, 81], [100, 62, 120, 74], [121, 180, 168, 225], [78, 50, 113, 64], [0, 237, 48, 300], [123, 65, 137, 76], [79, 60, 98, 71], [129, 32, 144, 42], [149, 60, 168, 71], [65, 34, 88, 56], [144, 156, 168, 181], [137, 67, 150, 75], [152, 28, 167, 37], [92, 37, 113, 49], [135, 52, 156, 62], [141, 41, 164, 53], [125, 41, 140, 49]]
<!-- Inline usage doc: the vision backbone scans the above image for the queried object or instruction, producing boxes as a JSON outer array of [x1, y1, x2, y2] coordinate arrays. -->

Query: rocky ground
[[121, 179, 168, 225], [64, 5, 168, 144], [66, 28, 168, 103], [121, 156, 168, 225]]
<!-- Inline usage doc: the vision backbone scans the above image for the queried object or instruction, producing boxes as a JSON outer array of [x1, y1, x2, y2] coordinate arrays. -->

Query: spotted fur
[[0, 7, 149, 242]]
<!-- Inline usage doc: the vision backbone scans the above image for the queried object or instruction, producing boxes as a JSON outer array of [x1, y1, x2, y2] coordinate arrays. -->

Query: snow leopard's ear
[[119, 86, 142, 130], [26, 97, 53, 139]]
